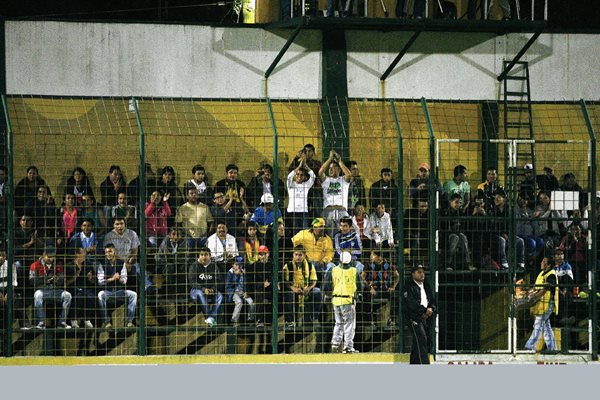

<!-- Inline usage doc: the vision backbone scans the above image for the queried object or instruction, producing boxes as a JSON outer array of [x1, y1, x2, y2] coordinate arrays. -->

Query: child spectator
[[226, 258, 255, 326]]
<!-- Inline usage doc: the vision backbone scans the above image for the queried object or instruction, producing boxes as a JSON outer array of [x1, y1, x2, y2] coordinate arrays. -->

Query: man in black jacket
[[402, 264, 436, 364]]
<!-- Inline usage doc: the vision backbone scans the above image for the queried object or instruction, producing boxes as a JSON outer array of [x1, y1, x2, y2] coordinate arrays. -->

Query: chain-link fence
[[1, 96, 597, 359]]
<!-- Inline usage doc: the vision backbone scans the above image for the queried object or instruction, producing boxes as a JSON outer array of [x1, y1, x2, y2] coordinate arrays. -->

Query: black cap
[[411, 264, 425, 273]]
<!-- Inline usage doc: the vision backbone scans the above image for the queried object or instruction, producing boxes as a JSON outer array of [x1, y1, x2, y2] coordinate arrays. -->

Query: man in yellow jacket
[[324, 251, 362, 354], [524, 256, 559, 351], [291, 218, 334, 275]]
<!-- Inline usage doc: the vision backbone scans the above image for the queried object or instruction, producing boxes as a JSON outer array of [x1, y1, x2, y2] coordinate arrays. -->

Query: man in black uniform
[[402, 264, 436, 364]]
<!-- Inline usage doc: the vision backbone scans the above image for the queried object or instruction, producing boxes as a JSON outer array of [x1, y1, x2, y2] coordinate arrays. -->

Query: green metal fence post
[[131, 97, 147, 356], [2, 94, 14, 357], [266, 97, 280, 354], [390, 99, 405, 353], [421, 97, 438, 358], [581, 99, 597, 360]]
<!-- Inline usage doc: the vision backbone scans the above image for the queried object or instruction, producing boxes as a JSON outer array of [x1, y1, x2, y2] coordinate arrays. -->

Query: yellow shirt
[[175, 202, 213, 238], [331, 265, 358, 306], [291, 229, 334, 264], [532, 268, 559, 316], [283, 260, 317, 289]]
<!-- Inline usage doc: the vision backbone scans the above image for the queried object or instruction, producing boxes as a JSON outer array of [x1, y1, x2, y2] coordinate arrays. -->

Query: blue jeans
[[34, 288, 72, 324], [524, 302, 557, 351], [190, 288, 223, 320], [98, 289, 138, 324]]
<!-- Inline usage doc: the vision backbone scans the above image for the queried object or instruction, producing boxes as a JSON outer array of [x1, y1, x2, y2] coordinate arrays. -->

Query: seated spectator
[[214, 164, 250, 228], [14, 215, 44, 291], [559, 224, 587, 283], [111, 192, 138, 229], [188, 247, 223, 327], [282, 246, 323, 327], [144, 190, 172, 248], [440, 193, 473, 271], [408, 162, 441, 207], [537, 166, 560, 194], [102, 217, 141, 291], [404, 199, 429, 264], [239, 221, 261, 266], [56, 193, 79, 250], [286, 155, 316, 232], [476, 166, 504, 212], [29, 247, 72, 329], [250, 193, 283, 237], [225, 258, 255, 326], [206, 222, 239, 265], [155, 227, 190, 297], [318, 150, 352, 237], [532, 191, 569, 249], [561, 172, 587, 209], [264, 219, 294, 267], [0, 249, 30, 330], [15, 165, 50, 216], [127, 162, 157, 208], [351, 204, 374, 251], [515, 194, 544, 260], [490, 190, 525, 272], [251, 245, 274, 327], [176, 186, 214, 250], [97, 243, 137, 329], [157, 166, 182, 222], [369, 168, 399, 224], [347, 160, 366, 216], [26, 184, 56, 244], [246, 163, 285, 210], [210, 191, 243, 236], [186, 164, 213, 207], [291, 217, 334, 278], [0, 166, 6, 240], [99, 165, 127, 221], [369, 204, 396, 255], [64, 167, 94, 206], [330, 217, 364, 273], [443, 164, 470, 212], [65, 247, 96, 329], [69, 218, 99, 264], [360, 249, 399, 326], [80, 195, 107, 235], [520, 163, 537, 210]]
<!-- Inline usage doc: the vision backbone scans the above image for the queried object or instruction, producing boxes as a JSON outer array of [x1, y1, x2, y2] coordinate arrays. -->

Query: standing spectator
[[402, 264, 436, 364], [324, 251, 361, 354], [63, 167, 94, 206], [186, 164, 213, 207], [188, 247, 224, 327], [282, 246, 322, 327], [369, 168, 399, 223], [286, 155, 316, 232], [347, 160, 366, 216], [443, 164, 471, 212], [29, 247, 72, 329], [100, 165, 126, 223], [553, 248, 575, 326], [97, 243, 137, 329], [331, 217, 364, 273], [251, 245, 274, 327], [176, 186, 214, 250], [15, 166, 50, 215], [246, 163, 285, 210], [144, 191, 172, 248], [288, 144, 323, 218], [225, 258, 255, 326], [291, 218, 334, 277], [206, 222, 239, 264], [318, 150, 352, 237], [524, 256, 558, 352]]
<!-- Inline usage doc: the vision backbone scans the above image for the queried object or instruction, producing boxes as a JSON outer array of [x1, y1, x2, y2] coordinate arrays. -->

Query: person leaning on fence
[[524, 256, 559, 352], [402, 264, 435, 364], [324, 251, 361, 354]]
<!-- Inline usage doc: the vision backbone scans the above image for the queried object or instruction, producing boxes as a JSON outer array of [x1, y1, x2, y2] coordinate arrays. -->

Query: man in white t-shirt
[[318, 150, 352, 237], [286, 154, 316, 233]]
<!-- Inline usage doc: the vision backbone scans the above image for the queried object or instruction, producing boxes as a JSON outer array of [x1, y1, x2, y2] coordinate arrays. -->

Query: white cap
[[261, 193, 274, 204], [340, 252, 352, 264], [524, 163, 533, 170]]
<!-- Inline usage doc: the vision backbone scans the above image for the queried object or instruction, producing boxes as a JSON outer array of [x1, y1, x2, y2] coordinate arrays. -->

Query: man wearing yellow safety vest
[[524, 256, 559, 352], [325, 251, 362, 354]]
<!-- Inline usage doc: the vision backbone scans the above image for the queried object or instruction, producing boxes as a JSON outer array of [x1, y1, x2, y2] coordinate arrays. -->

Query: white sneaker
[[59, 322, 72, 329], [36, 322, 45, 330], [343, 347, 359, 354], [206, 317, 217, 327], [84, 320, 94, 329], [502, 263, 510, 270], [71, 320, 80, 329]]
